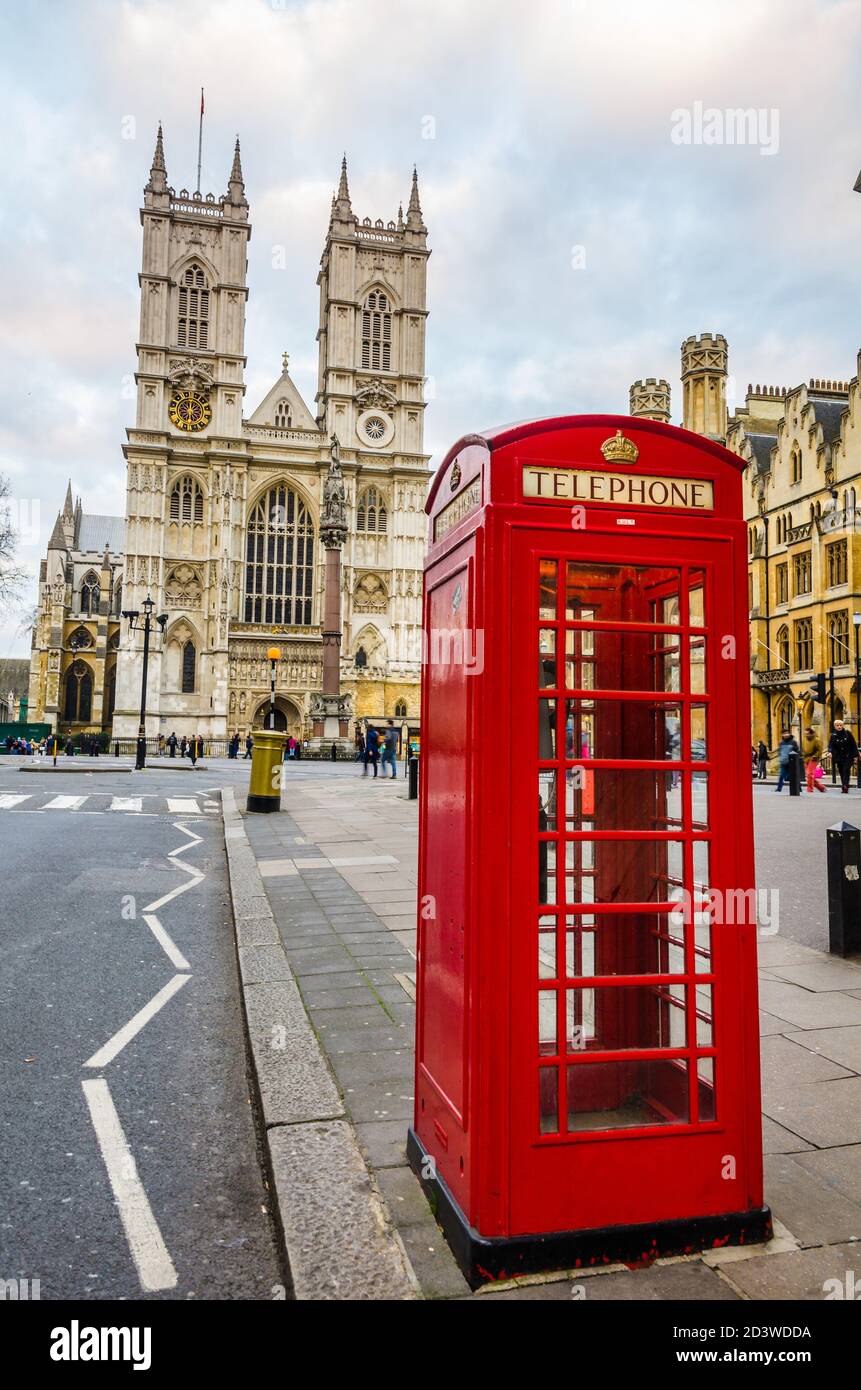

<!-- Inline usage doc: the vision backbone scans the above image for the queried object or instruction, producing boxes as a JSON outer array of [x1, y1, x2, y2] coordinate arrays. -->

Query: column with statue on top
[[309, 437, 352, 756]]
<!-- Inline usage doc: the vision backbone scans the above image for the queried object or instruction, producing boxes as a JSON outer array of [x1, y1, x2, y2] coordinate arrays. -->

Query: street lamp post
[[122, 595, 168, 771], [266, 647, 281, 731], [854, 613, 861, 787]]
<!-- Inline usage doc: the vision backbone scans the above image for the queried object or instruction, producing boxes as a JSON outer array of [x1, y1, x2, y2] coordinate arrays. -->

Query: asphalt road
[[0, 763, 283, 1300]]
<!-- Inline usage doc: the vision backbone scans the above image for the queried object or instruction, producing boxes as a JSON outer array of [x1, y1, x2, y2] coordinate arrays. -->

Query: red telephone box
[[408, 414, 771, 1286]]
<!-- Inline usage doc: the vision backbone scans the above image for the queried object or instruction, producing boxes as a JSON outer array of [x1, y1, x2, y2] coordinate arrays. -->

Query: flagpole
[[196, 88, 204, 195]]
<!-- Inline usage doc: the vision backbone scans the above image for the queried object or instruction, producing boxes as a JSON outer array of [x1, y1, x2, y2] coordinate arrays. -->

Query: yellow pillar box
[[246, 729, 287, 813]]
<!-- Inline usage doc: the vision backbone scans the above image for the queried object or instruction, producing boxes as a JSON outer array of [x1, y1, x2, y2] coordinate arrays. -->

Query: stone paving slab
[[768, 960, 861, 991], [762, 1077, 861, 1146], [763, 1154, 861, 1246], [267, 1121, 415, 1300], [758, 979, 861, 1029], [784, 1025, 861, 1071], [719, 1242, 861, 1300]]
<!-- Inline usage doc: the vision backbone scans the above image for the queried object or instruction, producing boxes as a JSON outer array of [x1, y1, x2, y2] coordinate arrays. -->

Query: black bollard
[[408, 755, 419, 800], [827, 821, 861, 957], [788, 750, 801, 796]]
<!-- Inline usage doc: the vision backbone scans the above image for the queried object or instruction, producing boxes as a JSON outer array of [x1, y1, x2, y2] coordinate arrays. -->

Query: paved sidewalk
[[237, 766, 861, 1300]]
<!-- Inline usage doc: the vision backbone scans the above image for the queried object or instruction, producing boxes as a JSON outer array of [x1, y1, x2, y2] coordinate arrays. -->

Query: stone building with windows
[[27, 483, 125, 734], [630, 337, 861, 751], [28, 129, 431, 747]]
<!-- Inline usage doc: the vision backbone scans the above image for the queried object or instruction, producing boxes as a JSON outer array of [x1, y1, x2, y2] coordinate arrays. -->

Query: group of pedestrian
[[359, 721, 399, 780], [164, 731, 206, 765], [768, 719, 860, 794]]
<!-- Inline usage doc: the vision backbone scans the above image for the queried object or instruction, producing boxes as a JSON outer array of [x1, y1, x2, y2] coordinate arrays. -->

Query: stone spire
[[62, 480, 74, 519], [145, 123, 167, 195], [332, 155, 356, 225], [228, 136, 248, 207], [406, 166, 426, 232], [397, 202, 404, 233], [48, 512, 66, 550]]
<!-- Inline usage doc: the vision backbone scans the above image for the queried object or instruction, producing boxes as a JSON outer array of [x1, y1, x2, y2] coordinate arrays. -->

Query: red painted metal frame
[[412, 415, 765, 1268]]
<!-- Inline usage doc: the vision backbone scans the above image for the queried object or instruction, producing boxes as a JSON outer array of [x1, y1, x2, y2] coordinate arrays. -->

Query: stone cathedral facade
[[107, 128, 430, 744]]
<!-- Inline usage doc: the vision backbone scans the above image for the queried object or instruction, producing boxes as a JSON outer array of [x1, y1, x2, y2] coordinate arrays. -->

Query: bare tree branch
[[0, 474, 26, 611]]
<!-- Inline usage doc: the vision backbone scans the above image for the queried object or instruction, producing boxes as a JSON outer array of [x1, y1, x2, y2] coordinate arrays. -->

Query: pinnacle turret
[[406, 166, 426, 232], [62, 480, 74, 520], [145, 123, 167, 195], [228, 136, 248, 207], [332, 154, 356, 225]]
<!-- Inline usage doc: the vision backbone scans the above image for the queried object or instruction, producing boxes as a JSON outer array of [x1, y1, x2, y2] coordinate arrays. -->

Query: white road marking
[[81, 1077, 178, 1292], [110, 796, 142, 812], [0, 794, 30, 809], [43, 795, 88, 809], [143, 857, 203, 913], [143, 913, 190, 971], [167, 797, 199, 813], [83, 973, 190, 1069]]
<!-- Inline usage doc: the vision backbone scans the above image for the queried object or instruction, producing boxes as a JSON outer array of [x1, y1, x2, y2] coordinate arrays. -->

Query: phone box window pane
[[565, 912, 687, 978], [690, 637, 707, 694], [539, 771, 557, 830], [691, 705, 708, 759], [539, 699, 557, 760], [693, 840, 710, 893], [696, 984, 714, 1047], [567, 1058, 690, 1131], [539, 560, 557, 619], [691, 773, 709, 830], [689, 575, 706, 627], [567, 984, 688, 1051], [697, 1057, 716, 1121], [539, 629, 557, 689], [539, 840, 557, 905], [539, 991, 557, 1051], [539, 1067, 559, 1134], [561, 699, 685, 762], [564, 766, 685, 833], [538, 915, 557, 979], [564, 628, 681, 694], [566, 563, 682, 624], [565, 839, 687, 905]]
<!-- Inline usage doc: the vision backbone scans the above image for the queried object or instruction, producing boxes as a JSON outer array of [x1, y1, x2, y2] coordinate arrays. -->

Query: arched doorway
[[253, 695, 303, 740]]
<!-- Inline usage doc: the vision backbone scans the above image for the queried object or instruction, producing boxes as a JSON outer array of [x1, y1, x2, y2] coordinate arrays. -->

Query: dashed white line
[[83, 973, 190, 1069], [43, 795, 87, 810], [110, 796, 142, 812], [0, 794, 30, 809], [81, 1077, 178, 1293], [167, 798, 200, 813]]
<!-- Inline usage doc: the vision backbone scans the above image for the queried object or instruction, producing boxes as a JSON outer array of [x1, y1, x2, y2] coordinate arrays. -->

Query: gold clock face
[[169, 389, 211, 433]]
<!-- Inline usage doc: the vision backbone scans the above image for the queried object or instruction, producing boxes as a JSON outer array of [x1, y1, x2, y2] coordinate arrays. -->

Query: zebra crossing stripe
[[0, 794, 31, 809], [109, 797, 142, 812], [167, 798, 200, 813], [43, 795, 88, 810]]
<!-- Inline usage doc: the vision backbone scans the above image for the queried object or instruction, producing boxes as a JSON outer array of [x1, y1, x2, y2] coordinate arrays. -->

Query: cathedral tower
[[681, 333, 728, 440], [114, 126, 251, 738], [315, 159, 431, 701]]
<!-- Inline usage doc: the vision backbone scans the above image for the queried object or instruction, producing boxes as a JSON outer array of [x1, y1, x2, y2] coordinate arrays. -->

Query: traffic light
[[810, 673, 827, 704]]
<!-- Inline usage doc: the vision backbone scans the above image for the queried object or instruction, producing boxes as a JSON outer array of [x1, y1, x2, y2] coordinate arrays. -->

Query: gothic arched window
[[776, 624, 790, 670], [361, 290, 392, 371], [829, 610, 850, 667], [355, 646, 367, 669], [177, 262, 209, 349], [274, 399, 291, 428], [244, 484, 315, 626], [63, 660, 93, 723], [169, 476, 204, 522], [395, 699, 407, 717], [181, 640, 196, 693], [356, 487, 387, 534], [113, 579, 123, 615], [80, 571, 100, 616]]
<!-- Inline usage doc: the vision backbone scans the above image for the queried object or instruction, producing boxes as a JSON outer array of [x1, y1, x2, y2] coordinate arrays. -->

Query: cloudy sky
[[2, 0, 861, 658]]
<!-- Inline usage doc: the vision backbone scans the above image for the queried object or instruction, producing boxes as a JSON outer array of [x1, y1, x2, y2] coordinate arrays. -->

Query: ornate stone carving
[[165, 564, 202, 606], [168, 357, 215, 393], [356, 378, 398, 410], [353, 572, 388, 613], [320, 437, 348, 549]]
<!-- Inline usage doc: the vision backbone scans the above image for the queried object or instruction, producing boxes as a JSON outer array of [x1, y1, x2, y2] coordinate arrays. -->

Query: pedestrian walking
[[355, 731, 365, 762], [167, 731, 177, 758], [757, 740, 768, 780], [364, 725, 379, 779], [244, 733, 253, 759], [189, 733, 201, 766], [158, 734, 166, 757], [828, 719, 859, 794], [381, 720, 398, 780], [775, 733, 799, 792], [180, 735, 188, 759], [802, 726, 826, 793]]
